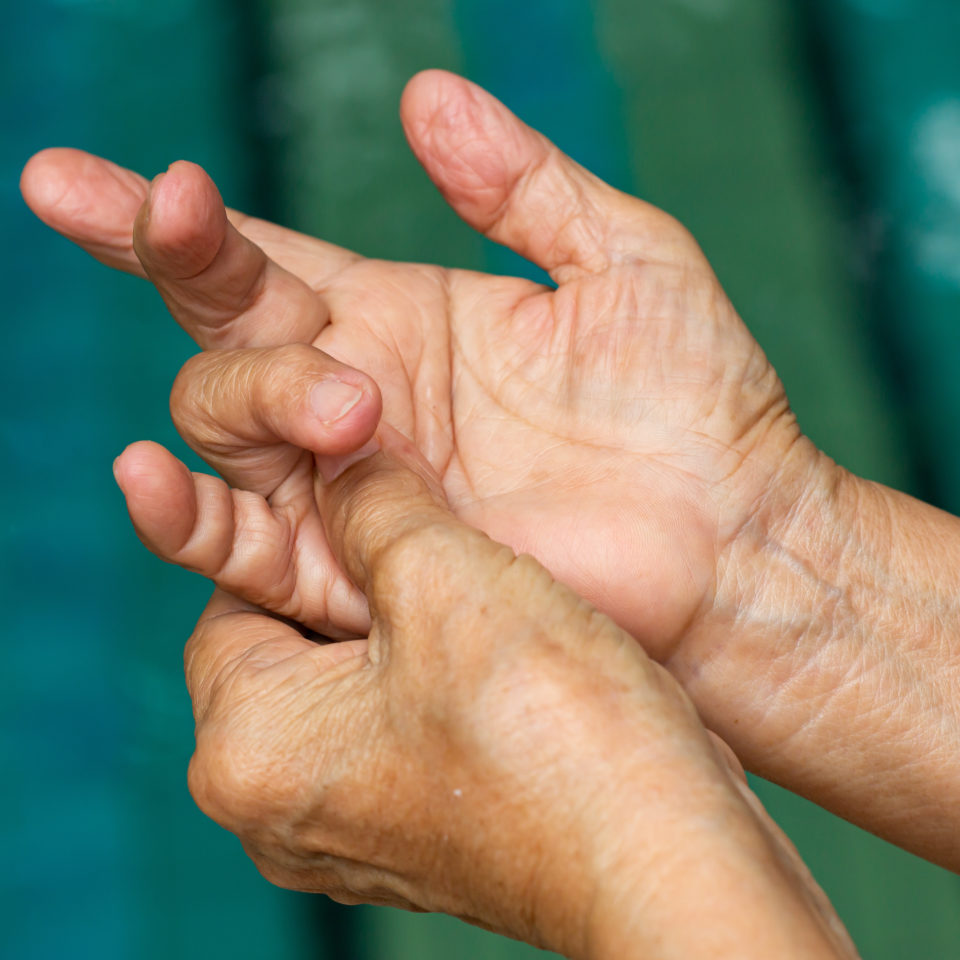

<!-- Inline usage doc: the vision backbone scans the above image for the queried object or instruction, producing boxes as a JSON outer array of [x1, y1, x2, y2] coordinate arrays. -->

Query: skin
[[174, 432, 857, 959], [22, 70, 960, 873], [21, 70, 795, 653]]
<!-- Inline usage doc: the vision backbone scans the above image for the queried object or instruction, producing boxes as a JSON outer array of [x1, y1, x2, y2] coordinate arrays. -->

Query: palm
[[314, 251, 791, 655], [23, 70, 797, 658]]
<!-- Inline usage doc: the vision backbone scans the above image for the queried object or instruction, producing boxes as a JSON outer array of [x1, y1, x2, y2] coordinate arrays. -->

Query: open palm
[[23, 70, 805, 659]]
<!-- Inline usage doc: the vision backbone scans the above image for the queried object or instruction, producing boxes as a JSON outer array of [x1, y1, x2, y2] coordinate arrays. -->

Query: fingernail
[[317, 436, 381, 483], [112, 456, 121, 483], [310, 379, 364, 424]]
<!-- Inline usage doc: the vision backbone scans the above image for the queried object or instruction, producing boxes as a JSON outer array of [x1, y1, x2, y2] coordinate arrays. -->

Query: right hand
[[178, 435, 856, 959]]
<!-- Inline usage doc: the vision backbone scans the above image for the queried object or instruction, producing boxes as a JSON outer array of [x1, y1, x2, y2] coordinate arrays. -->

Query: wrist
[[492, 649, 849, 959], [551, 699, 852, 959], [677, 435, 960, 865], [666, 433, 845, 758]]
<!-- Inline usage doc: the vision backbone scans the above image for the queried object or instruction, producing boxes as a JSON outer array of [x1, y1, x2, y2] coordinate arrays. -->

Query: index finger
[[185, 589, 367, 722], [184, 590, 309, 721]]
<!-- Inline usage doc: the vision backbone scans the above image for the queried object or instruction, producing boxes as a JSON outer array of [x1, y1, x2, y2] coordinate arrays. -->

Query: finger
[[184, 589, 368, 723], [113, 441, 369, 634], [21, 148, 150, 275], [21, 149, 362, 342], [133, 161, 337, 348], [171, 343, 382, 495], [319, 424, 479, 607], [400, 70, 698, 284]]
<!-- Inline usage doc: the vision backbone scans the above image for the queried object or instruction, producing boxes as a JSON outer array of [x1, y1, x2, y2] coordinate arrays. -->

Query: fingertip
[[113, 439, 178, 489], [137, 160, 227, 278], [112, 440, 153, 493], [21, 149, 149, 250], [400, 69, 470, 120], [399, 70, 539, 229], [305, 374, 383, 456], [400, 67, 492, 158], [20, 148, 69, 212], [113, 441, 199, 554]]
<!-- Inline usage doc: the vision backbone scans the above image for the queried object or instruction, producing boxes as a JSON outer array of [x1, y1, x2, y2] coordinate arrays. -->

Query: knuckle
[[251, 855, 301, 891], [333, 462, 443, 566], [218, 491, 293, 598], [252, 342, 333, 418], [170, 350, 236, 439], [491, 549, 557, 605], [170, 350, 212, 417], [368, 519, 473, 609], [188, 719, 296, 833], [268, 341, 321, 375]]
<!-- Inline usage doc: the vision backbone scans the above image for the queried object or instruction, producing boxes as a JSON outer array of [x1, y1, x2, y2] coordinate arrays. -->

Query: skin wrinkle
[[150, 205, 231, 284], [503, 149, 607, 281], [189, 618, 286, 722], [690, 454, 960, 861], [271, 502, 316, 620], [175, 476, 234, 575], [407, 268, 454, 469], [434, 267, 458, 481], [38, 72, 955, 944]]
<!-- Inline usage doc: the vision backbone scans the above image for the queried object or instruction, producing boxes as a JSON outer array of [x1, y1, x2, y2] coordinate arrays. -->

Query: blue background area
[[4, 1, 960, 958]]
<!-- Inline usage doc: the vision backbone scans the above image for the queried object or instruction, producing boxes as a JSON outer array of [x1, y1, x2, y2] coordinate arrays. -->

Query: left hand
[[22, 69, 814, 661], [180, 434, 854, 959]]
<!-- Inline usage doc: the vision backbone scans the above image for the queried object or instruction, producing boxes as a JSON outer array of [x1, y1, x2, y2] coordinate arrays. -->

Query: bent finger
[[21, 149, 362, 346], [133, 161, 338, 347], [171, 343, 382, 495], [114, 441, 370, 635]]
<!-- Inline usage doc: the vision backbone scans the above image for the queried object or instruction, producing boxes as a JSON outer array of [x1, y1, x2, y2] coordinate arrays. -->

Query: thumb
[[317, 425, 472, 608], [400, 70, 698, 284]]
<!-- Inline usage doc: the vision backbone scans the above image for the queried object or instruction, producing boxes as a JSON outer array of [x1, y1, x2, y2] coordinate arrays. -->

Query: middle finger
[[135, 161, 354, 349]]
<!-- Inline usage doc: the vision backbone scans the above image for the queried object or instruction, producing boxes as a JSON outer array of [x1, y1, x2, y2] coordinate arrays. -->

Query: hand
[[21, 70, 817, 658], [179, 434, 855, 959], [36, 71, 957, 867]]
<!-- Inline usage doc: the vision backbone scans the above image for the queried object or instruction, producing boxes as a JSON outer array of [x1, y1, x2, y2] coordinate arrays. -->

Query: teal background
[[4, 1, 959, 957]]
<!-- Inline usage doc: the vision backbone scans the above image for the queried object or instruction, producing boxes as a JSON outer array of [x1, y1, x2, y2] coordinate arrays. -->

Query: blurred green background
[[4, 0, 960, 957]]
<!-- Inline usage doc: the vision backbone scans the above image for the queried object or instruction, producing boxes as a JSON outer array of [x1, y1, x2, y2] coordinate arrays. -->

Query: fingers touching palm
[[23, 70, 798, 656]]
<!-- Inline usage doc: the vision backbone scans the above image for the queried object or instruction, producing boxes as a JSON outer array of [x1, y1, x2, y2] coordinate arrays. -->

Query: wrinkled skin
[[21, 70, 811, 663], [175, 435, 854, 959], [23, 71, 960, 928]]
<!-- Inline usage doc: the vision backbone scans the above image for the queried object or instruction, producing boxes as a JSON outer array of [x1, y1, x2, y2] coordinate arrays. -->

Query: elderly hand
[[27, 70, 960, 869], [21, 70, 813, 656], [171, 430, 854, 959]]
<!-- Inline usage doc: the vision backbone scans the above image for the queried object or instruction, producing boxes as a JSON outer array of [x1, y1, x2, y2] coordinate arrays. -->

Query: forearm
[[583, 818, 854, 960], [549, 714, 857, 960], [677, 439, 960, 867]]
